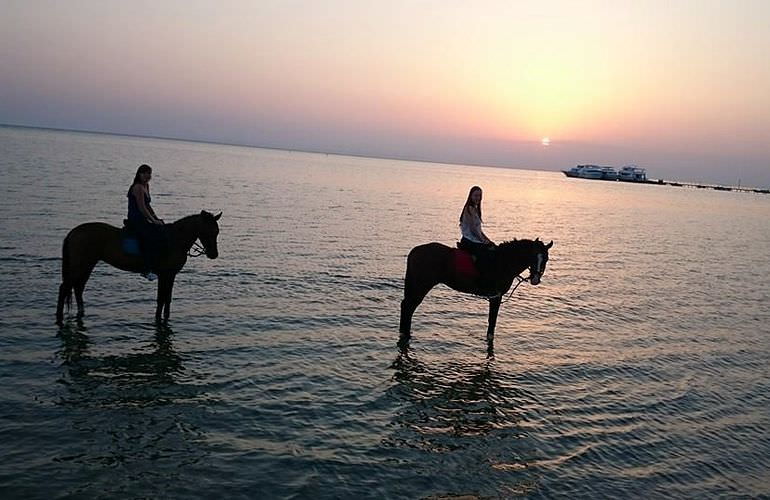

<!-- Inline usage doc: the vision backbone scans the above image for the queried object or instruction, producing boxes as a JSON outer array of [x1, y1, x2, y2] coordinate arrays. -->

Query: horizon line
[[0, 122, 552, 176], [3, 122, 768, 190]]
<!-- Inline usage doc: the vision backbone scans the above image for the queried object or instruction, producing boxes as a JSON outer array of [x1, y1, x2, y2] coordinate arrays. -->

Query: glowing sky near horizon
[[2, 0, 769, 185]]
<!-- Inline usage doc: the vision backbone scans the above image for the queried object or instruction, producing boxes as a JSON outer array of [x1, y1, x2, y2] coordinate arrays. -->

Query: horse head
[[198, 210, 221, 259], [527, 238, 553, 285]]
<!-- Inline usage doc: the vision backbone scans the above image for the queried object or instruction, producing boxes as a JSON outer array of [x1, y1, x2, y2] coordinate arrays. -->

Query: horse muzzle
[[529, 273, 541, 285], [204, 244, 218, 259]]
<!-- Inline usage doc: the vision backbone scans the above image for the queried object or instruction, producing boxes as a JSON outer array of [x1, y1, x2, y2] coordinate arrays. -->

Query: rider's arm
[[478, 228, 492, 245], [148, 205, 164, 224]]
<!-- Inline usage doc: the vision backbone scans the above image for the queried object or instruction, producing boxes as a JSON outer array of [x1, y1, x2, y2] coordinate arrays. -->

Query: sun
[[541, 137, 551, 146]]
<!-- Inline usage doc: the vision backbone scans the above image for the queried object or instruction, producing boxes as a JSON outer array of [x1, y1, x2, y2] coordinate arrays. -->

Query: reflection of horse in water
[[385, 352, 541, 494], [56, 211, 221, 325], [54, 323, 210, 498], [389, 353, 535, 437], [399, 238, 552, 344], [57, 322, 183, 386]]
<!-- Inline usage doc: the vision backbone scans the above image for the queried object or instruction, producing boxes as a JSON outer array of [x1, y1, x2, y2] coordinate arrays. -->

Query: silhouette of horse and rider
[[399, 238, 552, 342], [56, 164, 221, 325], [56, 172, 552, 345], [399, 186, 553, 346]]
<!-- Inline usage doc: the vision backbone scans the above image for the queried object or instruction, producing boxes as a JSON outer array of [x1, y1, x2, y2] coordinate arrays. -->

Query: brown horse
[[56, 210, 221, 325], [399, 238, 552, 344]]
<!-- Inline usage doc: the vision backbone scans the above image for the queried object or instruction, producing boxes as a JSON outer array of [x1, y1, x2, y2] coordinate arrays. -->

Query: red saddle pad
[[452, 249, 480, 279]]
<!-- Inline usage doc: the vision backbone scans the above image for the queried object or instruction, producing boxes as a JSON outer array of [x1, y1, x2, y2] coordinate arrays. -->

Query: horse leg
[[155, 275, 170, 323], [72, 262, 96, 319], [73, 283, 84, 318], [56, 235, 74, 324], [399, 285, 431, 338], [162, 273, 176, 323], [487, 296, 502, 342], [56, 281, 71, 325]]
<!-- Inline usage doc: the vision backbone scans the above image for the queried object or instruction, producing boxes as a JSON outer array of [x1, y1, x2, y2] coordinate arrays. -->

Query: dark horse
[[399, 238, 552, 344], [56, 210, 221, 325]]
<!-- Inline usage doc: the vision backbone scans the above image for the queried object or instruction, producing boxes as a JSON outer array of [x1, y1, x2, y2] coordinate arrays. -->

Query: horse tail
[[61, 234, 73, 312]]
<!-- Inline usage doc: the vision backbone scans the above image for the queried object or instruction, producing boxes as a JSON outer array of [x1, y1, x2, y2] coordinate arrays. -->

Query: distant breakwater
[[648, 179, 769, 195], [579, 177, 770, 195]]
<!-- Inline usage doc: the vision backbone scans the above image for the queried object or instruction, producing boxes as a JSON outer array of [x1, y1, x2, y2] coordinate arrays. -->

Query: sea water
[[1, 126, 769, 498]]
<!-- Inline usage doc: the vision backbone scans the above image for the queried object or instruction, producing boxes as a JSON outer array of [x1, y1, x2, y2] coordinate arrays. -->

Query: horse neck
[[169, 215, 201, 253], [496, 241, 534, 276]]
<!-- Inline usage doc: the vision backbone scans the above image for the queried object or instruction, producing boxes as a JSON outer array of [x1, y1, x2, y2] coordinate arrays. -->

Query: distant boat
[[579, 166, 605, 179], [562, 164, 618, 180], [618, 165, 647, 182], [599, 166, 618, 181], [562, 165, 587, 177]]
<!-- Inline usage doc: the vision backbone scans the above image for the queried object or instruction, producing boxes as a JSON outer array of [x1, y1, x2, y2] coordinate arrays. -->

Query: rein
[[477, 242, 539, 303], [500, 274, 528, 304], [476, 274, 529, 303], [187, 241, 206, 257]]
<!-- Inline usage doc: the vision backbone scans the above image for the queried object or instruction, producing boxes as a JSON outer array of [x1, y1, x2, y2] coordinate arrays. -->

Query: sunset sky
[[2, 0, 769, 185]]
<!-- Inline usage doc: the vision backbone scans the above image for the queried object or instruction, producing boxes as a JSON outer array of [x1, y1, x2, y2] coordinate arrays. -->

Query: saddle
[[453, 242, 499, 295], [121, 219, 170, 260], [451, 248, 481, 279], [121, 219, 141, 256]]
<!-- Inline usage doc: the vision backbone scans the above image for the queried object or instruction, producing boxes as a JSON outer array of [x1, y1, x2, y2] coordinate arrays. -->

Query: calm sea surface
[[1, 126, 769, 499]]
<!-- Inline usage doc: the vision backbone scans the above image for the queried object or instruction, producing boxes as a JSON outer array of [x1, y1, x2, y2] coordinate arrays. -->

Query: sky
[[2, 0, 769, 186]]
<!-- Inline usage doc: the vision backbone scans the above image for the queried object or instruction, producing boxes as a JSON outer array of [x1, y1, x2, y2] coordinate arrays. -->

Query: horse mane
[[495, 239, 548, 262], [174, 213, 200, 224], [172, 211, 215, 225], [497, 238, 537, 253]]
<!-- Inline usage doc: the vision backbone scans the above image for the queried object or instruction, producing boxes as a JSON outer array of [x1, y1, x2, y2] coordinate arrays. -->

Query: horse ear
[[535, 237, 540, 242], [214, 212, 222, 221], [546, 240, 553, 249]]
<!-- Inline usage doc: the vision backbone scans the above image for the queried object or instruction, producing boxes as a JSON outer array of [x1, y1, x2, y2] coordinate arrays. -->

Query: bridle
[[478, 239, 552, 302], [187, 240, 207, 257], [528, 252, 546, 284]]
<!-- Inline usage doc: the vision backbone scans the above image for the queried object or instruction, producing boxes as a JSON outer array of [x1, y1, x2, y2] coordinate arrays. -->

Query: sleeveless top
[[127, 186, 151, 224], [460, 207, 484, 243]]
